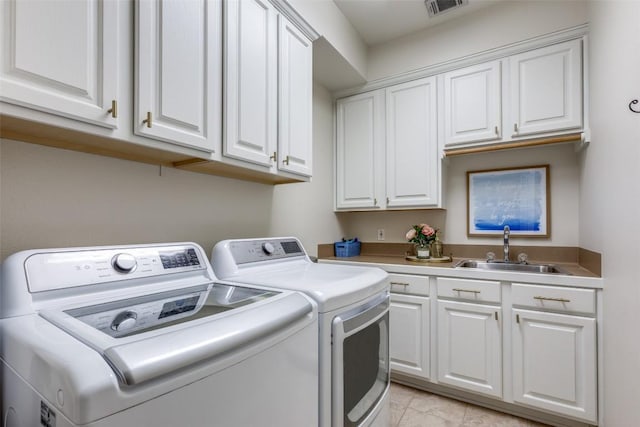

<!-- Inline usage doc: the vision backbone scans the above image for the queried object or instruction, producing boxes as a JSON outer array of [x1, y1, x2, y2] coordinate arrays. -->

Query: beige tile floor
[[390, 382, 550, 427]]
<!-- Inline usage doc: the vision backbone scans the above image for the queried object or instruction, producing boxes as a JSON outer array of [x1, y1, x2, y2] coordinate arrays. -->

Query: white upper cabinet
[[509, 39, 583, 138], [335, 91, 385, 210], [135, 0, 221, 152], [224, 0, 313, 177], [277, 15, 313, 177], [336, 77, 441, 211], [441, 38, 585, 150], [443, 61, 501, 146], [0, 0, 119, 128], [224, 0, 278, 167], [386, 77, 439, 208]]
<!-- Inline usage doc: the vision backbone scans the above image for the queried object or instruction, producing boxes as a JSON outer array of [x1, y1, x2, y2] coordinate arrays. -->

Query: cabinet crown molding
[[333, 24, 588, 99]]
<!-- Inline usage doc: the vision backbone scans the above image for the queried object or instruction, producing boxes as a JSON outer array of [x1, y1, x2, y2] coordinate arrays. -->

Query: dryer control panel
[[24, 244, 206, 293], [229, 238, 306, 265]]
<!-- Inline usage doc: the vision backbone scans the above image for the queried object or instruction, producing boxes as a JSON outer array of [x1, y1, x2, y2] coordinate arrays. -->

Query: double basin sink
[[454, 260, 571, 275]]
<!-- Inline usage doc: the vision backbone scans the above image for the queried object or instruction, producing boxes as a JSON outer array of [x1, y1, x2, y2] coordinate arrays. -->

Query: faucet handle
[[486, 252, 495, 262], [517, 253, 529, 264]]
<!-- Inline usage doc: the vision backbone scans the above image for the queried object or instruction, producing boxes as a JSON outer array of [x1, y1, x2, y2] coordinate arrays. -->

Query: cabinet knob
[[107, 100, 118, 118], [143, 111, 152, 128]]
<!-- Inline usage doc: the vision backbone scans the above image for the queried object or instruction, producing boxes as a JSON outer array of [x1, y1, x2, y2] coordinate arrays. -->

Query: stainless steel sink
[[454, 260, 571, 275]]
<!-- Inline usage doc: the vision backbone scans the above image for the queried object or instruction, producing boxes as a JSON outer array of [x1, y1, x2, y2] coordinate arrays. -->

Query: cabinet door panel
[[390, 294, 430, 379], [437, 300, 502, 398], [136, 0, 221, 151], [510, 39, 582, 137], [224, 0, 277, 166], [443, 61, 501, 146], [386, 77, 438, 207], [512, 309, 596, 423], [0, 0, 118, 128], [336, 91, 384, 209], [278, 15, 312, 176]]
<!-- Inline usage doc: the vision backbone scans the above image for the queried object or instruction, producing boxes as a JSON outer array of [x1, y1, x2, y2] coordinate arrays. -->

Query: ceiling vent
[[424, 0, 469, 17]]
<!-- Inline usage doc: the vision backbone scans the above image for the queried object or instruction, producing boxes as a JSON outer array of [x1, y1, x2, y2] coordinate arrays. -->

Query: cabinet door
[[390, 294, 430, 379], [443, 61, 501, 146], [335, 91, 385, 210], [136, 0, 221, 152], [0, 0, 118, 128], [278, 15, 312, 176], [509, 39, 582, 137], [512, 309, 596, 423], [385, 77, 439, 207], [437, 300, 502, 398], [224, 0, 277, 167]]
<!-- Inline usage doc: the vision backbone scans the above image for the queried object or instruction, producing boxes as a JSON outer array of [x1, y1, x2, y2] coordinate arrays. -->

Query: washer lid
[[227, 262, 389, 312], [41, 283, 313, 385]]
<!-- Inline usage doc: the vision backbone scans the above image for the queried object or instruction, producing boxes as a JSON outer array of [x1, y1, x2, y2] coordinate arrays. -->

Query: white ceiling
[[333, 0, 503, 46]]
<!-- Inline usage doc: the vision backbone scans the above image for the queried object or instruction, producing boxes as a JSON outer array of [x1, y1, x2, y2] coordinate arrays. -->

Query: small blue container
[[334, 239, 361, 257]]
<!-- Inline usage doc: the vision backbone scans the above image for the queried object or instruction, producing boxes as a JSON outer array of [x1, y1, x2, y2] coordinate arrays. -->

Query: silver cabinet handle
[[452, 288, 480, 294], [494, 126, 499, 135], [390, 282, 409, 288], [534, 296, 571, 303], [513, 123, 519, 133]]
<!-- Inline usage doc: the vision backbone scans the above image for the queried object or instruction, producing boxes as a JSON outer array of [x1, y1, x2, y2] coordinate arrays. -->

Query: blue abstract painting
[[468, 166, 549, 236]]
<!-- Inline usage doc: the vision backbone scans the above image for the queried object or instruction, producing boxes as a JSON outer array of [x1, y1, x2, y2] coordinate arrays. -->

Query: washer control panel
[[66, 286, 206, 338], [229, 238, 305, 265], [25, 244, 206, 293]]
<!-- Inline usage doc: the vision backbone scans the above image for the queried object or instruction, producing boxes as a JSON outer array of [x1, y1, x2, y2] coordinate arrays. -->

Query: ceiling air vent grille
[[425, 0, 469, 17]]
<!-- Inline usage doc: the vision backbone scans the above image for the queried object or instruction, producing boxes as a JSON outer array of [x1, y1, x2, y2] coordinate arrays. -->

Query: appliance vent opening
[[424, 0, 469, 17]]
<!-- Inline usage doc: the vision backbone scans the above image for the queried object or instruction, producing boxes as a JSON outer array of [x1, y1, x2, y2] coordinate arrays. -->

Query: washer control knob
[[112, 253, 137, 273], [111, 311, 137, 332], [262, 242, 275, 255]]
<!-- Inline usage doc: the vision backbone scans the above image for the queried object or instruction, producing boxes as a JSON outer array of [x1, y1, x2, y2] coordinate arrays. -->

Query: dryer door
[[332, 292, 390, 427]]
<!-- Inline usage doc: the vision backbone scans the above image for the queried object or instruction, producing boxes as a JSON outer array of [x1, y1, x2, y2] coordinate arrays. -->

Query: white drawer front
[[437, 277, 501, 303], [388, 273, 429, 296], [512, 283, 595, 315]]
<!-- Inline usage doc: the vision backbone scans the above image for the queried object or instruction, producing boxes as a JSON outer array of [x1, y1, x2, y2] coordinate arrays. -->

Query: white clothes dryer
[[1, 242, 319, 427], [211, 237, 391, 427]]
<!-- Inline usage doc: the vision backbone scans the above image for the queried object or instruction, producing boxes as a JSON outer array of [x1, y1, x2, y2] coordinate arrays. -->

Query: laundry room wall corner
[[270, 82, 345, 257]]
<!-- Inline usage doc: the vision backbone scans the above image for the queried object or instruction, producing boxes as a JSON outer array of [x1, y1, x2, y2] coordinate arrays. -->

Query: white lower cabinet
[[375, 267, 601, 425], [437, 300, 502, 398], [390, 293, 430, 379], [512, 308, 597, 423]]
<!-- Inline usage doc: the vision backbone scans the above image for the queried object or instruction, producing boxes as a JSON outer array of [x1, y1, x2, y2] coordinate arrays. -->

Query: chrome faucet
[[503, 225, 510, 262]]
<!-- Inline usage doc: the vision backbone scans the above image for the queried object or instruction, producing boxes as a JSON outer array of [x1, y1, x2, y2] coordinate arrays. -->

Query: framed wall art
[[467, 165, 550, 237]]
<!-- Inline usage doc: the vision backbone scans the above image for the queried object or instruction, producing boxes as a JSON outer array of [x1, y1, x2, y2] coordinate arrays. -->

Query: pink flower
[[406, 229, 417, 240], [421, 225, 435, 237]]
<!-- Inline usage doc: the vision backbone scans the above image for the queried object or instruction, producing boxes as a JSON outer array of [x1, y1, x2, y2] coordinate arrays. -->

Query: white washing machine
[[211, 237, 391, 427], [1, 242, 319, 427]]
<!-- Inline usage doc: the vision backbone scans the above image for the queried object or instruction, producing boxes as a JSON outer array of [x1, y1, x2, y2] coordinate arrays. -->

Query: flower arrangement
[[406, 223, 437, 248]]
